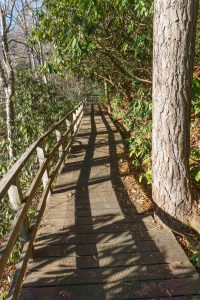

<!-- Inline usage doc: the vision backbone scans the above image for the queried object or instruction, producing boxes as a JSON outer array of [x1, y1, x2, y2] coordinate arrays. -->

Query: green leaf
[[195, 170, 200, 182]]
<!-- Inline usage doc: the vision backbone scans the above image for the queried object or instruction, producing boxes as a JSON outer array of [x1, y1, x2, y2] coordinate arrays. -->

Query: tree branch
[[97, 42, 152, 84]]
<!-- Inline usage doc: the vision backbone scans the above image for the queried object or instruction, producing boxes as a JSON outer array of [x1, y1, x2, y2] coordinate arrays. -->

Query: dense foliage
[[0, 72, 77, 175], [35, 0, 152, 91]]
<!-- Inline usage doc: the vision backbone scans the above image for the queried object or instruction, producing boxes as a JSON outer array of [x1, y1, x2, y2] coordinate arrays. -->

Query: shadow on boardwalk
[[20, 104, 200, 300]]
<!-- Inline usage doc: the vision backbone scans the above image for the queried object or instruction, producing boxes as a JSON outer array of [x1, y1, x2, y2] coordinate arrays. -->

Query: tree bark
[[0, 6, 15, 159], [152, 0, 199, 228], [104, 80, 112, 113], [5, 87, 15, 159], [20, 0, 35, 72]]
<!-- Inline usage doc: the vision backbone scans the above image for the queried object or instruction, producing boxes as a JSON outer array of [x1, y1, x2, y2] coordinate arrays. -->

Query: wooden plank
[[45, 198, 149, 210], [20, 286, 198, 300], [41, 214, 153, 225], [45, 202, 121, 211], [20, 286, 105, 300], [46, 201, 122, 210], [46, 189, 143, 205], [20, 278, 200, 299], [33, 239, 180, 257], [42, 209, 148, 222], [37, 221, 159, 236], [44, 203, 145, 214], [27, 248, 194, 271], [36, 215, 162, 236], [43, 208, 122, 218], [34, 229, 175, 248], [54, 159, 112, 176], [23, 263, 197, 287]]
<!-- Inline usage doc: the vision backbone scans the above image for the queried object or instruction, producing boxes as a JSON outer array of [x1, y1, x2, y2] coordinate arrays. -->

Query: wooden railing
[[0, 100, 86, 299]]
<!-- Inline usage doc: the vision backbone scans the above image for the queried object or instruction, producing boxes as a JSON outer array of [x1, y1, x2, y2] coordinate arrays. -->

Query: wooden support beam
[[66, 119, 71, 129], [8, 177, 30, 242], [72, 112, 76, 135], [36, 147, 50, 190], [55, 130, 64, 159], [8, 178, 22, 212], [55, 129, 64, 168]]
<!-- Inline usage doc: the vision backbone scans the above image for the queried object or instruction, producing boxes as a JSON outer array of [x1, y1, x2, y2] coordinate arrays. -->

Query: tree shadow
[[20, 104, 200, 300]]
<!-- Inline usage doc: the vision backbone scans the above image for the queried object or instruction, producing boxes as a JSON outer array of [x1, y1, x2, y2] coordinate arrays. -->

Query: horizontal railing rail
[[0, 102, 82, 198], [0, 99, 86, 299]]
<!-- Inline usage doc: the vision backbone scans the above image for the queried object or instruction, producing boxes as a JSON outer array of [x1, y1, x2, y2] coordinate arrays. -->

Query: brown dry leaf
[[182, 237, 191, 248]]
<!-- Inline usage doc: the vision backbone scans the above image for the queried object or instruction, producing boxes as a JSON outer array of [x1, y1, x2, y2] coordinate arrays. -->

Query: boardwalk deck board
[[20, 104, 200, 299]]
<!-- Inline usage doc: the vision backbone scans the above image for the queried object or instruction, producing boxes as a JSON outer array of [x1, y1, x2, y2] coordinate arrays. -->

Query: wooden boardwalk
[[20, 105, 200, 299]]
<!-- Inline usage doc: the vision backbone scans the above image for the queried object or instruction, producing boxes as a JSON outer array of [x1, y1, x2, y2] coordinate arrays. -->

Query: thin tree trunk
[[38, 41, 48, 84], [0, 6, 15, 160], [152, 0, 199, 228], [30, 51, 36, 71], [20, 0, 35, 72], [104, 80, 112, 113], [5, 90, 15, 159]]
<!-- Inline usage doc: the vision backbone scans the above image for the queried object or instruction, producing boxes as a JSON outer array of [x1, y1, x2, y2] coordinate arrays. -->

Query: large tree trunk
[[152, 0, 199, 228]]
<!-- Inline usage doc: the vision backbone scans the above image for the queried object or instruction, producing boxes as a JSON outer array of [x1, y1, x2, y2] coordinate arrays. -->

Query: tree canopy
[[35, 0, 153, 100]]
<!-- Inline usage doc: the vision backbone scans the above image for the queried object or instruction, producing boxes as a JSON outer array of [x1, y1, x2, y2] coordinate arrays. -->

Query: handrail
[[0, 99, 86, 299], [0, 102, 81, 198]]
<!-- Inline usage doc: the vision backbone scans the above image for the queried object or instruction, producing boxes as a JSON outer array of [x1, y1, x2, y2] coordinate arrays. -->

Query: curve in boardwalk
[[20, 104, 200, 299]]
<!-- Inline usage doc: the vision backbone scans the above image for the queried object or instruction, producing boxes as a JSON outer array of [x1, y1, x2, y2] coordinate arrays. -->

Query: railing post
[[66, 119, 71, 130], [66, 119, 72, 138], [8, 177, 30, 242], [36, 146, 50, 191], [75, 106, 81, 132], [72, 112, 76, 135], [76, 108, 79, 132], [77, 107, 80, 130], [8, 180, 22, 213], [80, 103, 84, 122], [55, 129, 65, 168], [65, 118, 72, 156], [77, 103, 83, 129], [74, 109, 77, 133], [55, 130, 64, 159]]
